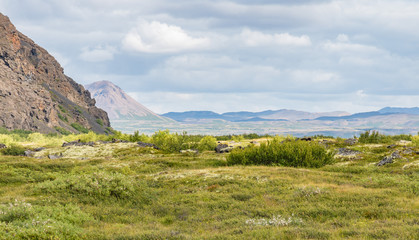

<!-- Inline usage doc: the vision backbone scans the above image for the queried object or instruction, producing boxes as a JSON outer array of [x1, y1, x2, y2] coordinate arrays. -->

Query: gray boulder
[[48, 154, 63, 160], [24, 150, 35, 157], [215, 144, 228, 153], [137, 141, 159, 149], [336, 148, 361, 156], [377, 151, 402, 166], [62, 140, 94, 147], [344, 138, 358, 145]]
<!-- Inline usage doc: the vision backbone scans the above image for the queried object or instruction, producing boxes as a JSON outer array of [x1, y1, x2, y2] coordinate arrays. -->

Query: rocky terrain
[[0, 13, 110, 134], [86, 80, 172, 122]]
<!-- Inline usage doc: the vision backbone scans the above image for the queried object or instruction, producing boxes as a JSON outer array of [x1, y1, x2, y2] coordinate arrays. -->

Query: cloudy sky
[[2, 0, 419, 114]]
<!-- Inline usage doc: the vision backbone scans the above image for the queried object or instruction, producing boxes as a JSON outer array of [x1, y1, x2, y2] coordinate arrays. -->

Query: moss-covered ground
[[0, 138, 418, 239]]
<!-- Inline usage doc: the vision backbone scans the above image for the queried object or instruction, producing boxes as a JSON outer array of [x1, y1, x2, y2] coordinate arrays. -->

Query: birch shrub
[[227, 139, 334, 168]]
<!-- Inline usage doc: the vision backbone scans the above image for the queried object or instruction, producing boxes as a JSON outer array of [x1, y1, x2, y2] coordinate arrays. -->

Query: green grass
[[71, 123, 89, 134], [96, 119, 104, 126], [58, 113, 68, 122], [0, 133, 417, 239]]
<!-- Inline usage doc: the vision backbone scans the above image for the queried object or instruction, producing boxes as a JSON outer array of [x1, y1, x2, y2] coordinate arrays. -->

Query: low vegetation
[[228, 138, 334, 168], [0, 129, 417, 239]]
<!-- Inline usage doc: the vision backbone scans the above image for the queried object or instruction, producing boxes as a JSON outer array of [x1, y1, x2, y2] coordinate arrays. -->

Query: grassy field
[[0, 133, 418, 239]]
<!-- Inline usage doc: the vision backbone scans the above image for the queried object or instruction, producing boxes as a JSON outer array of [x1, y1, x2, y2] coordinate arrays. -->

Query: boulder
[[219, 146, 234, 153], [48, 154, 62, 160], [377, 151, 402, 166], [137, 141, 159, 149], [24, 150, 35, 157], [336, 148, 361, 156], [215, 144, 228, 153], [377, 156, 393, 166], [344, 138, 358, 145], [62, 140, 94, 147], [299, 137, 312, 141]]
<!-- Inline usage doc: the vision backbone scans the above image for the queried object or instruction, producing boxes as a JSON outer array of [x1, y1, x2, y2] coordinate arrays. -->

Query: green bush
[[1, 144, 26, 156], [151, 130, 185, 153], [227, 139, 334, 168], [96, 118, 103, 126], [58, 113, 68, 122], [35, 171, 141, 201], [70, 123, 89, 134], [358, 130, 393, 144], [54, 126, 71, 135], [58, 105, 67, 113], [198, 136, 217, 151], [129, 130, 150, 142]]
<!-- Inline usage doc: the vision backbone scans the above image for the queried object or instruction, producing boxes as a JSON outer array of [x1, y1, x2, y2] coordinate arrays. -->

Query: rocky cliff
[[0, 13, 110, 134]]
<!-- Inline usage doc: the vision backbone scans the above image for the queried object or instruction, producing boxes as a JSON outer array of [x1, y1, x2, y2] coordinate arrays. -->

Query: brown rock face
[[0, 13, 110, 134]]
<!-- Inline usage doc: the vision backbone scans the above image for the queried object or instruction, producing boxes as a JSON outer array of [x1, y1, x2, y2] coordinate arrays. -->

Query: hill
[[85, 81, 171, 122], [0, 13, 110, 134], [162, 109, 350, 122]]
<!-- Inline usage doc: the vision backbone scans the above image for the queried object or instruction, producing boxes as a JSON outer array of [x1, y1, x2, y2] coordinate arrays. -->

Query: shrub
[[198, 136, 217, 151], [151, 130, 184, 153], [58, 113, 68, 122], [96, 118, 103, 126], [58, 105, 67, 113], [231, 135, 244, 142], [76, 131, 106, 143], [70, 123, 89, 134], [1, 144, 26, 156], [35, 171, 142, 201], [358, 130, 392, 144], [0, 200, 91, 239], [55, 126, 71, 135], [129, 130, 150, 142], [227, 139, 334, 168], [0, 134, 15, 146]]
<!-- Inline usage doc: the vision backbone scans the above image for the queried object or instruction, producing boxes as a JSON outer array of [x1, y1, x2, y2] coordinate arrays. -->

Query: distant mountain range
[[315, 107, 419, 121], [83, 80, 419, 136], [85, 81, 171, 122], [161, 107, 419, 123], [161, 109, 351, 122]]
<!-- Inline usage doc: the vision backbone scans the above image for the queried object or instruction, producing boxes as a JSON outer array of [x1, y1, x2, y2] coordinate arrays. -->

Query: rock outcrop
[[0, 13, 110, 134]]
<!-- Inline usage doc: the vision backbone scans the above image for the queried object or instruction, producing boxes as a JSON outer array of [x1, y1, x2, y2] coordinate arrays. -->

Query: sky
[[1, 0, 419, 114]]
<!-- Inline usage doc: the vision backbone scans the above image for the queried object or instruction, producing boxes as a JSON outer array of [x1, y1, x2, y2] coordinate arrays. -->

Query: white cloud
[[336, 34, 349, 42], [289, 70, 341, 85], [79, 45, 116, 62], [240, 28, 311, 47], [122, 20, 210, 53]]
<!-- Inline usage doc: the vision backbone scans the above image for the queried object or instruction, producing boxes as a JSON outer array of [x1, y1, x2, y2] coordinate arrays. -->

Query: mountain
[[0, 13, 110, 134], [85, 81, 171, 122], [162, 109, 350, 122], [314, 107, 419, 121], [162, 111, 222, 122], [378, 107, 419, 115]]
